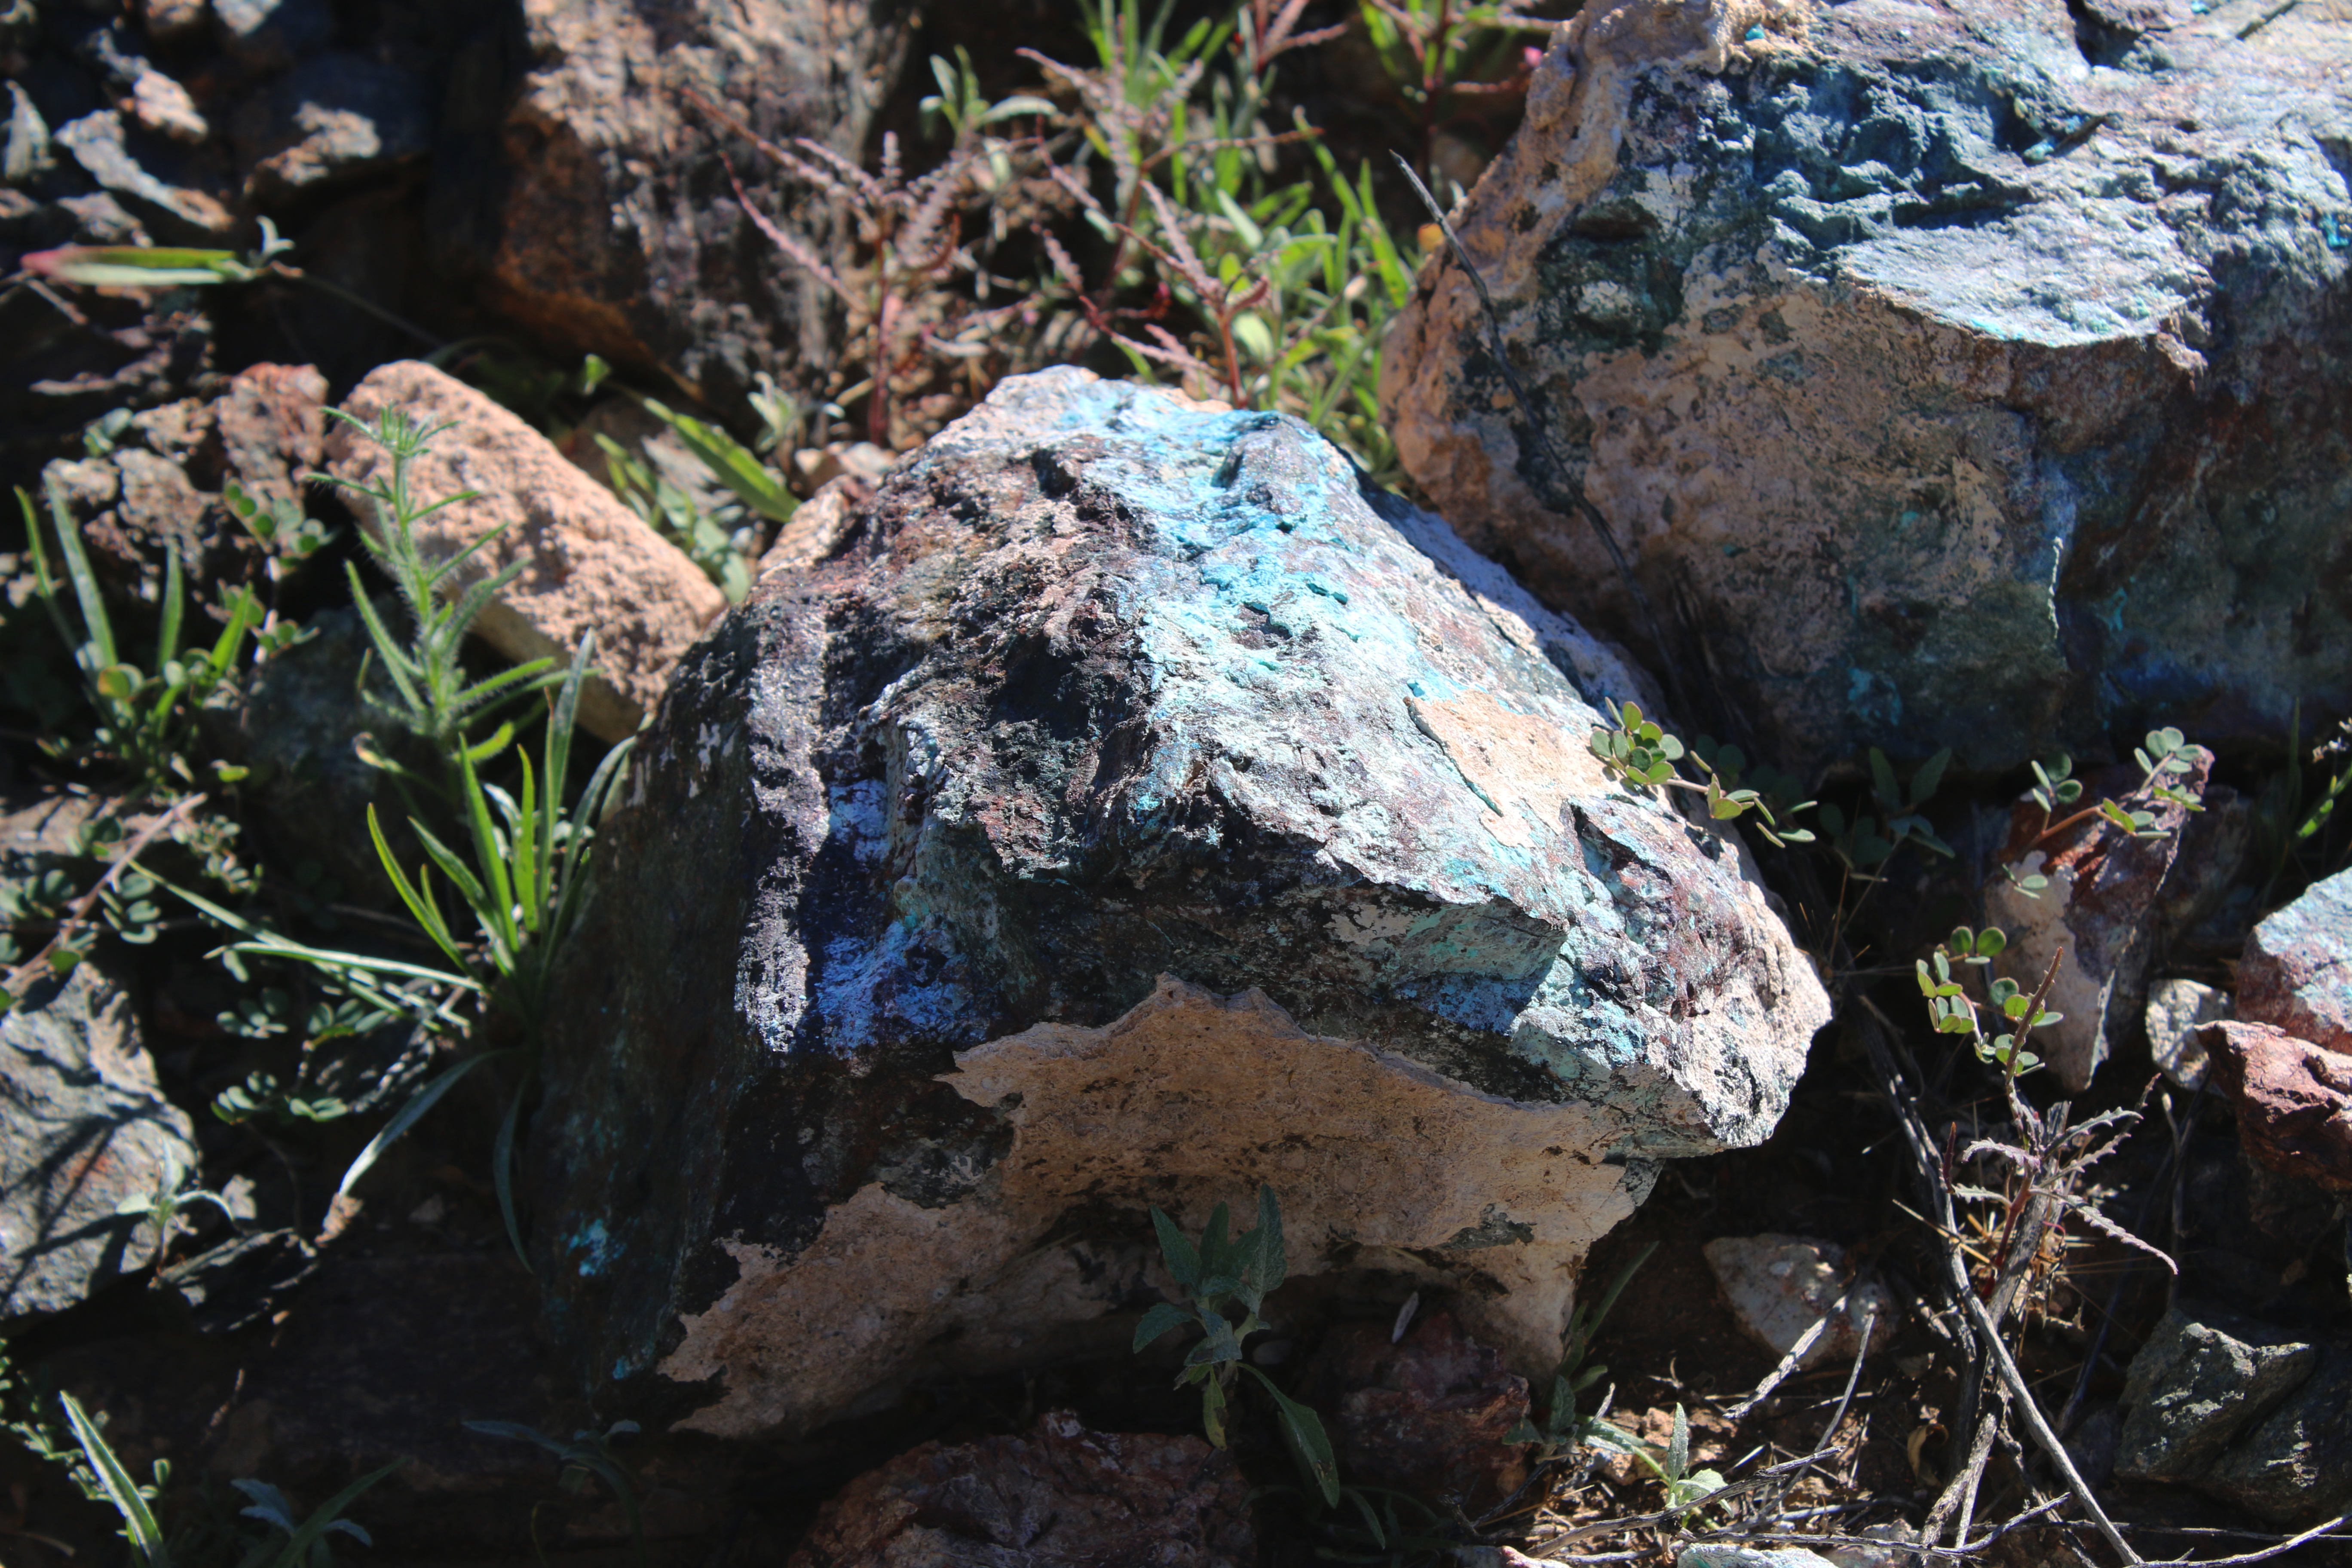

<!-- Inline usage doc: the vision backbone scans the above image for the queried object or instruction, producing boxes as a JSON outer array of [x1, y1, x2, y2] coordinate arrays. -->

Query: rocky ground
[[3, 0, 2350, 1565]]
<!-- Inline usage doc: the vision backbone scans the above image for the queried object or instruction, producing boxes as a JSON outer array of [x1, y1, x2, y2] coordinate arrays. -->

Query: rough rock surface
[[229, 52, 431, 205], [1381, 0, 2352, 773], [2116, 1302, 2352, 1526], [784, 1410, 1256, 1568], [529, 368, 1828, 1437], [1295, 1308, 1532, 1513], [2202, 1020, 2352, 1190], [430, 0, 918, 409], [2199, 1348, 2352, 1525], [327, 361, 728, 743], [39, 362, 328, 612], [2115, 1304, 2318, 1483], [2236, 867, 2352, 1056], [0, 958, 199, 1320], [2144, 977, 2228, 1090], [1984, 747, 2216, 1090], [1700, 1233, 1895, 1372]]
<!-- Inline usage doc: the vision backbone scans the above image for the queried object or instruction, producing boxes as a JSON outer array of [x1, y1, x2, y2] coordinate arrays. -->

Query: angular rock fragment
[[1295, 1308, 1531, 1513], [1, 958, 199, 1320], [1984, 745, 2217, 1090], [786, 1411, 1256, 1568], [529, 369, 1830, 1437], [2144, 977, 2228, 1091], [2202, 1020, 2352, 1190], [1701, 1233, 1894, 1373], [2116, 1304, 2318, 1483], [2236, 867, 2352, 1057], [1382, 0, 2352, 773], [2116, 1302, 2352, 1527], [231, 53, 431, 205], [327, 360, 729, 743]]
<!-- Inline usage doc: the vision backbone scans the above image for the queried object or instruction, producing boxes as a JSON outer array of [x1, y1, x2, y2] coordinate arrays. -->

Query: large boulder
[[527, 368, 1829, 1437], [429, 0, 919, 410], [1381, 0, 2352, 775]]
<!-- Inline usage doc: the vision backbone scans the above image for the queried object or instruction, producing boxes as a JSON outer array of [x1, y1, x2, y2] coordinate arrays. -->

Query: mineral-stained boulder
[[528, 368, 1829, 1437], [785, 1410, 1256, 1568], [2236, 867, 2352, 1057], [327, 360, 729, 743], [430, 0, 918, 410], [1381, 0, 2352, 775]]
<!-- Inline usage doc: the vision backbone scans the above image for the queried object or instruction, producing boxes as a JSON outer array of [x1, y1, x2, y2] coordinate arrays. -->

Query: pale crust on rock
[[659, 977, 1649, 1437]]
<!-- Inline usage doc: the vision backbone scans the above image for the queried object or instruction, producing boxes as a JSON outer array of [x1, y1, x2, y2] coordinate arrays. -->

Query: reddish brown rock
[[327, 361, 728, 742], [2236, 869, 2352, 1057], [436, 0, 918, 410], [1984, 747, 2215, 1091], [1296, 1309, 1532, 1515], [213, 363, 329, 514], [785, 1411, 1256, 1568], [2202, 1020, 2352, 1191]]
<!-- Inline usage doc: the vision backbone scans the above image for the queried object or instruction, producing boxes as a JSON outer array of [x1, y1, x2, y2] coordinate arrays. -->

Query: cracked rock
[[527, 368, 1828, 1438]]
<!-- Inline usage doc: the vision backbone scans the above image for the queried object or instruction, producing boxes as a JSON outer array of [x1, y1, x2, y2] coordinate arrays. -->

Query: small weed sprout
[[1507, 1240, 1654, 1460], [327, 408, 563, 763], [18, 478, 260, 796], [1133, 1185, 1341, 1507], [1916, 925, 2058, 1078], [111, 1155, 239, 1262]]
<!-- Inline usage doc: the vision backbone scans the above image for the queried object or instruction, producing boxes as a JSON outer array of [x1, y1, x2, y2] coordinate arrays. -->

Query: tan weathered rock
[[1382, 0, 2352, 774], [1701, 1233, 1895, 1373], [327, 361, 727, 742]]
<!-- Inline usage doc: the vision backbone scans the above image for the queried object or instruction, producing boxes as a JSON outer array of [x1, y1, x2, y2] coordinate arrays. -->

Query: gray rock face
[[1382, 0, 2352, 774], [2116, 1302, 2352, 1525], [2116, 1304, 2318, 1483], [2237, 867, 2352, 1056], [1, 961, 198, 1320], [431, 0, 918, 410], [528, 368, 1828, 1437]]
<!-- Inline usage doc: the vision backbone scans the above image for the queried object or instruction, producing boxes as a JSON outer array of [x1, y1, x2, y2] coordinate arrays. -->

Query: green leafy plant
[[1917, 926, 2057, 1078], [1589, 698, 1815, 848], [60, 1390, 171, 1568], [2253, 706, 2351, 897], [226, 1466, 404, 1568], [19, 478, 260, 796], [1134, 1185, 1340, 1507], [2024, 728, 2203, 849], [1358, 0, 1551, 187], [1507, 1240, 1655, 1461], [326, 407, 564, 763], [112, 1155, 239, 1259], [1638, 1404, 1727, 1515]]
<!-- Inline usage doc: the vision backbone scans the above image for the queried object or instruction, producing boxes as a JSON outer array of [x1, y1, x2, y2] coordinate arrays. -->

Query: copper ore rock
[[528, 368, 1829, 1437]]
